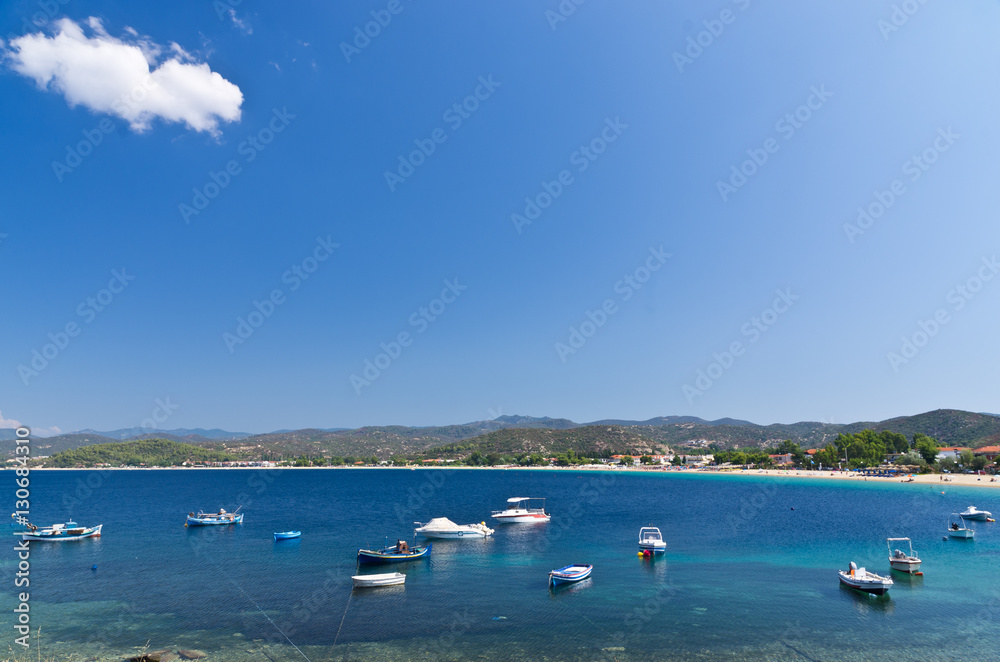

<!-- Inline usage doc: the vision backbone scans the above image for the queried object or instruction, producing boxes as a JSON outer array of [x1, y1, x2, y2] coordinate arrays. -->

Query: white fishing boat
[[948, 513, 975, 539], [414, 517, 494, 539], [638, 526, 667, 553], [886, 537, 921, 574], [352, 572, 405, 588], [838, 561, 893, 595], [16, 521, 103, 541], [491, 497, 550, 523], [549, 564, 593, 586], [186, 507, 243, 526], [959, 506, 993, 521]]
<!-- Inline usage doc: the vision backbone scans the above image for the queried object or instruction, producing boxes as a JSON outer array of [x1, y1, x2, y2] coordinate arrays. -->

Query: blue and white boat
[[15, 520, 103, 541], [274, 531, 301, 541], [186, 508, 243, 526], [549, 563, 593, 586], [358, 540, 431, 564]]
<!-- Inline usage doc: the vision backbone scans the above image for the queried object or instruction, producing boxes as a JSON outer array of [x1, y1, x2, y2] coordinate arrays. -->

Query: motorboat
[[16, 520, 102, 541], [948, 513, 975, 539], [959, 506, 993, 521], [352, 572, 406, 588], [886, 537, 921, 574], [638, 526, 667, 553], [549, 564, 593, 586], [186, 508, 243, 526], [838, 561, 893, 595], [274, 531, 301, 541], [414, 517, 494, 539], [358, 540, 431, 564], [491, 497, 550, 523]]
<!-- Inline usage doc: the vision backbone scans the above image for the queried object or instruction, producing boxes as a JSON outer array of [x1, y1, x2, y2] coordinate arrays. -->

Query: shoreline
[[15, 464, 1000, 488]]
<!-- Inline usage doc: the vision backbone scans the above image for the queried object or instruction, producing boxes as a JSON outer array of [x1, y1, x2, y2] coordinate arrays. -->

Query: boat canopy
[[420, 517, 464, 530], [507, 497, 530, 503]]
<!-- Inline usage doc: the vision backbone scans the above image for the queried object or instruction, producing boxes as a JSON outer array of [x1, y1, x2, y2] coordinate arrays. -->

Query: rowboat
[[838, 561, 893, 595], [414, 518, 494, 539], [186, 508, 243, 526], [491, 497, 550, 523], [886, 537, 921, 574], [638, 526, 667, 553], [16, 521, 103, 541], [352, 572, 406, 588], [274, 531, 301, 541], [549, 564, 593, 586], [357, 540, 431, 564]]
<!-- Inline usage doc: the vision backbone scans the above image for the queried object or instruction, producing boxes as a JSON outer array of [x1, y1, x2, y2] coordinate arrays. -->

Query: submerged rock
[[177, 651, 207, 660]]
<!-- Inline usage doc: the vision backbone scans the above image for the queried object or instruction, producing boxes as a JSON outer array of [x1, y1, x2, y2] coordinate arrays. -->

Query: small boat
[[491, 497, 550, 523], [838, 561, 893, 595], [186, 508, 243, 526], [638, 526, 667, 553], [16, 521, 103, 541], [414, 517, 494, 539], [549, 564, 593, 586], [948, 513, 975, 539], [352, 572, 406, 588], [274, 531, 301, 541], [358, 540, 431, 564], [959, 506, 993, 521], [886, 537, 921, 574]]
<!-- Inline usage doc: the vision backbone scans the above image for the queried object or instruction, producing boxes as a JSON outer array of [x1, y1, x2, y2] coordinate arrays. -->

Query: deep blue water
[[4, 468, 1000, 661]]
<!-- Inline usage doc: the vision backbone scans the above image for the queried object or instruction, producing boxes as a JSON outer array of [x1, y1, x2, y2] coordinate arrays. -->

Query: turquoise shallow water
[[3, 468, 1000, 661]]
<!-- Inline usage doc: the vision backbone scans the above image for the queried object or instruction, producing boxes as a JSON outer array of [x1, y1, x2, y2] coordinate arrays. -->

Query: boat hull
[[959, 511, 991, 521], [639, 542, 667, 552], [491, 513, 551, 523], [274, 531, 301, 540], [838, 572, 892, 595], [949, 529, 974, 539], [187, 513, 244, 526], [888, 559, 921, 573], [549, 564, 593, 586], [20, 524, 102, 541], [357, 544, 431, 564], [416, 530, 487, 539], [352, 572, 406, 588]]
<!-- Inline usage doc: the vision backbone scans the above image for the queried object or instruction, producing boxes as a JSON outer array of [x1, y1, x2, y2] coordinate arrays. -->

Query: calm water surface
[[3, 468, 999, 661]]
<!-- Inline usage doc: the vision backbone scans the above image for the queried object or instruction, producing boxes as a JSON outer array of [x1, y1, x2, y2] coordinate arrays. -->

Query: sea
[[3, 468, 1000, 661]]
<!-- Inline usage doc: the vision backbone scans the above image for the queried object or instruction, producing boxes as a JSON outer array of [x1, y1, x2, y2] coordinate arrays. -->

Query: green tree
[[619, 455, 634, 466], [915, 436, 939, 464]]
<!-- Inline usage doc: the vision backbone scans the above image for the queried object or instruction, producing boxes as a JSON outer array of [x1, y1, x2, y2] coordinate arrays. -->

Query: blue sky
[[2, 0, 999, 435]]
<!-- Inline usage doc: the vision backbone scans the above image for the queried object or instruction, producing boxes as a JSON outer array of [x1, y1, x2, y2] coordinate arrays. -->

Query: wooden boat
[[414, 517, 493, 538], [948, 513, 975, 539], [274, 531, 301, 541], [352, 572, 406, 588], [838, 561, 893, 595], [491, 497, 550, 523], [638, 526, 667, 553], [357, 540, 431, 564], [549, 564, 593, 586], [186, 508, 243, 526], [17, 521, 102, 541], [886, 537, 921, 574]]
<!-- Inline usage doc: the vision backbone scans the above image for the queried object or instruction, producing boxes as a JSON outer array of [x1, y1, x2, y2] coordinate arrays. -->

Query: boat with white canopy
[[491, 497, 550, 523], [886, 537, 921, 574], [638, 526, 667, 553]]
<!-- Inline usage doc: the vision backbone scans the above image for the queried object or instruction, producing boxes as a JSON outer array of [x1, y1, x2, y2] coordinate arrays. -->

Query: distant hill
[[76, 427, 252, 440], [422, 425, 668, 459], [44, 438, 237, 467], [8, 409, 1000, 462]]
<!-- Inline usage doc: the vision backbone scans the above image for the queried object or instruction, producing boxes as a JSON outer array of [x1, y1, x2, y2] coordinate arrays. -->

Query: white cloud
[[3, 18, 243, 134], [0, 411, 23, 429]]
